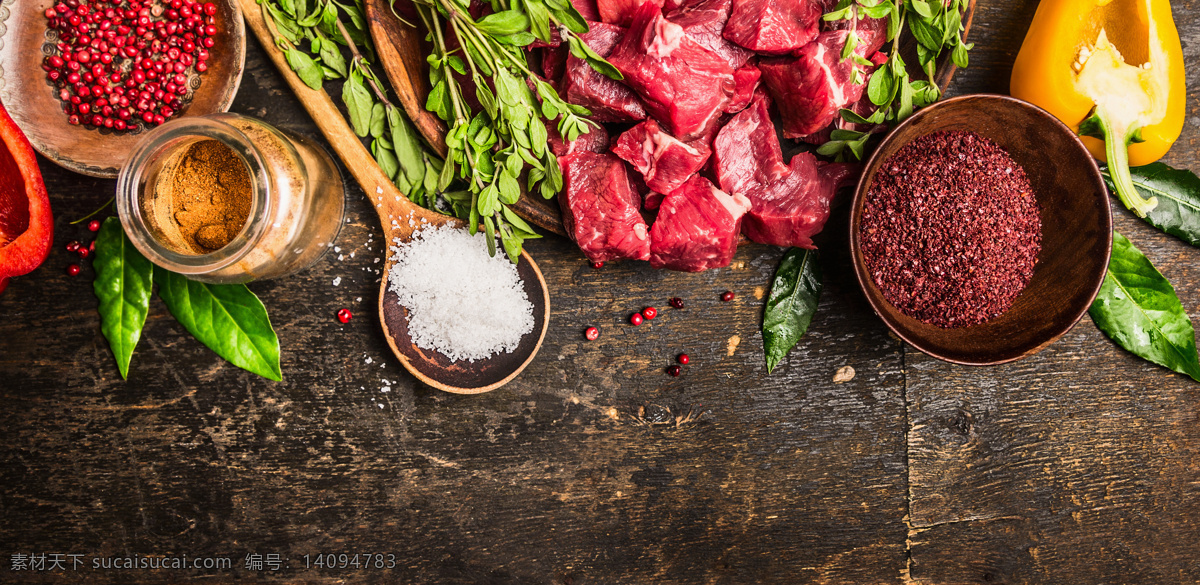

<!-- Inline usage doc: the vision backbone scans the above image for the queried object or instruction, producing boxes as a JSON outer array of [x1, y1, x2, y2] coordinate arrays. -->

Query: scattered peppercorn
[[66, 264, 81, 276], [641, 306, 657, 320], [630, 312, 644, 326], [585, 326, 600, 341], [667, 365, 681, 377], [77, 246, 90, 259], [591, 261, 604, 269], [337, 308, 352, 323], [89, 241, 95, 252], [677, 353, 689, 365], [65, 240, 81, 252], [721, 291, 735, 302], [87, 219, 101, 232], [669, 297, 684, 309]]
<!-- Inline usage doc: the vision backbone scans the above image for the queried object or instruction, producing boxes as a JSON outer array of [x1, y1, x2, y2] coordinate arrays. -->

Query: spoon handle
[[238, 0, 445, 238]]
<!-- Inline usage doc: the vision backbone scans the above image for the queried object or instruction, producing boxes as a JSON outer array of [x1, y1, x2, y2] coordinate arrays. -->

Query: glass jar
[[117, 113, 344, 284]]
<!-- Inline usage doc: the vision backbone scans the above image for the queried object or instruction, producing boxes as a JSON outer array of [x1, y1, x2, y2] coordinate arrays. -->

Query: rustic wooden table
[[3, 0, 1200, 582]]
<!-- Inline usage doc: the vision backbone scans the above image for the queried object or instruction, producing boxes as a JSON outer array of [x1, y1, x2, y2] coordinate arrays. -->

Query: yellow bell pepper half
[[1011, 0, 1186, 217]]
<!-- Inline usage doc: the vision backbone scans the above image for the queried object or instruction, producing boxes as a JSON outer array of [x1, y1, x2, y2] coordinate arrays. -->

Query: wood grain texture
[[2, 0, 1200, 582], [0, 32, 908, 584], [907, 0, 1200, 582]]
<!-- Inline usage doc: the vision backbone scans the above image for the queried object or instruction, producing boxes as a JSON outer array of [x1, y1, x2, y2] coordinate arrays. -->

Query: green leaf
[[495, 31, 538, 46], [498, 172, 521, 204], [839, 108, 872, 125], [908, 14, 943, 50], [387, 105, 425, 186], [343, 75, 374, 136], [830, 129, 867, 141], [910, 0, 933, 18], [567, 35, 623, 80], [1090, 231, 1200, 381], [475, 10, 531, 36], [841, 31, 859, 61], [1101, 163, 1200, 247], [499, 223, 523, 264], [426, 78, 448, 119], [502, 204, 540, 235], [155, 271, 283, 381], [373, 140, 400, 179], [763, 248, 823, 374], [286, 48, 324, 89], [866, 65, 895, 106], [264, 3, 304, 43], [524, 0, 553, 43], [483, 215, 498, 257], [369, 102, 386, 138], [446, 55, 468, 76], [860, 1, 892, 19], [816, 140, 846, 157], [478, 183, 500, 216], [951, 39, 969, 68], [549, 3, 588, 34], [93, 218, 154, 379], [318, 32, 348, 77]]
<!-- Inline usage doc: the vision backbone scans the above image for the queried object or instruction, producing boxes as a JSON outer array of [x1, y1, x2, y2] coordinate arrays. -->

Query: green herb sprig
[[258, 0, 448, 210], [407, 0, 613, 260], [818, 0, 972, 160]]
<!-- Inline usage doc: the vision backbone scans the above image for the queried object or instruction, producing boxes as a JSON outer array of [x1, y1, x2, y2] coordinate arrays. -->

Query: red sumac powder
[[861, 131, 1041, 328]]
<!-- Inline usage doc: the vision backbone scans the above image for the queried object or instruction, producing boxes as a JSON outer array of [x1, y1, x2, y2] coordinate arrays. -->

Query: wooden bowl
[[848, 94, 1112, 366], [0, 0, 246, 177]]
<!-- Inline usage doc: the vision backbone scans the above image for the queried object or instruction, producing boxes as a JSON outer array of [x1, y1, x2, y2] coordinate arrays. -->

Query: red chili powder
[[860, 131, 1042, 328]]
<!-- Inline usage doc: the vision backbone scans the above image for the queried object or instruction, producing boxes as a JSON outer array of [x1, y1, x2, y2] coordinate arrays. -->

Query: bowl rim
[[848, 93, 1113, 366]]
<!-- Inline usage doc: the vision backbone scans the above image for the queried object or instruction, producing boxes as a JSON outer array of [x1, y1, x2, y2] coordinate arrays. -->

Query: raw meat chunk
[[725, 61, 761, 113], [572, 0, 602, 21], [758, 30, 875, 138], [723, 0, 820, 54], [547, 121, 611, 156], [612, 119, 712, 195], [667, 0, 752, 69], [559, 152, 652, 263], [562, 22, 649, 122], [712, 91, 788, 195], [597, 0, 663, 25], [607, 2, 736, 141], [649, 175, 751, 272], [741, 152, 856, 248]]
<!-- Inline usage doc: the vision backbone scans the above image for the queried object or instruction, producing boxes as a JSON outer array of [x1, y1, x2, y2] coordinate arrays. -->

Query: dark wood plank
[[907, 0, 1200, 581], [0, 31, 910, 584]]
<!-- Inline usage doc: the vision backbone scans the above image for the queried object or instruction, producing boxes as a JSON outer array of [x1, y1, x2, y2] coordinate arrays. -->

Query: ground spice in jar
[[860, 131, 1042, 328], [157, 139, 252, 254]]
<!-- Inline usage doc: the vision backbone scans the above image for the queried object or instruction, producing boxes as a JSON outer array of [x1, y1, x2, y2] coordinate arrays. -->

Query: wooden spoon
[[363, 0, 568, 236], [240, 0, 550, 394]]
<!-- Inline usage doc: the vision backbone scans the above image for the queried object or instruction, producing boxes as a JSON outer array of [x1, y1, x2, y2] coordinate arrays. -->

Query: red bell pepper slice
[[0, 100, 53, 294]]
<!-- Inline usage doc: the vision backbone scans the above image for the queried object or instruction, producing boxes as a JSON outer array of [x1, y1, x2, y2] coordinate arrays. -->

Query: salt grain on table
[[387, 224, 534, 362]]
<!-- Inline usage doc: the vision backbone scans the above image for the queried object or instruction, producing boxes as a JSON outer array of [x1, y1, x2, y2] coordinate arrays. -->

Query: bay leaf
[[93, 218, 154, 379], [1101, 162, 1200, 247], [763, 248, 823, 374], [1089, 231, 1200, 381], [155, 271, 283, 381]]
